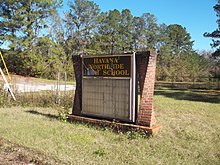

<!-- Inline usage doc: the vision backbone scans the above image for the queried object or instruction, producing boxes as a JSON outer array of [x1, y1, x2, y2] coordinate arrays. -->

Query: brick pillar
[[72, 55, 82, 115], [136, 51, 157, 127]]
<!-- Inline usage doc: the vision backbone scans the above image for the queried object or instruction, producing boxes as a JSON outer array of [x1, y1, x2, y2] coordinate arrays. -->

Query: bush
[[0, 89, 74, 111]]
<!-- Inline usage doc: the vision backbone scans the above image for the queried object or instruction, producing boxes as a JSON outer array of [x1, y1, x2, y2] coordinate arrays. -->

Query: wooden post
[[0, 51, 11, 81], [0, 67, 16, 101]]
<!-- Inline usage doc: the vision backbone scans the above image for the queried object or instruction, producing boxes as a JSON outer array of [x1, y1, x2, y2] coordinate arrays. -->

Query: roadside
[[0, 74, 75, 93]]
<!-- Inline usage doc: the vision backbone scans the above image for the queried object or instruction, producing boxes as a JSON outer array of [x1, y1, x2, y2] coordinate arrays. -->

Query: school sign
[[70, 51, 160, 134]]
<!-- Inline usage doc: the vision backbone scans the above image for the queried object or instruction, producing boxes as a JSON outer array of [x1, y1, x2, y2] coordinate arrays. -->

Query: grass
[[0, 89, 219, 164], [155, 81, 220, 90]]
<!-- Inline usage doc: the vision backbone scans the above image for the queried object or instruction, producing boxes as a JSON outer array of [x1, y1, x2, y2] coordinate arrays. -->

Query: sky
[[1, 0, 217, 51], [62, 0, 218, 51]]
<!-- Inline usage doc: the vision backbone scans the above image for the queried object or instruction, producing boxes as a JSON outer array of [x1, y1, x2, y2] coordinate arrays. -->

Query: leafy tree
[[0, 0, 62, 77], [65, 0, 100, 54], [97, 9, 121, 54], [0, 0, 62, 50], [119, 9, 133, 52], [0, 0, 23, 50], [204, 1, 220, 80], [49, 13, 74, 79], [156, 24, 195, 80], [204, 0, 220, 60], [165, 24, 194, 55], [132, 16, 145, 51], [198, 50, 220, 78], [96, 9, 134, 54], [140, 13, 160, 50], [131, 13, 160, 51], [184, 52, 210, 79]]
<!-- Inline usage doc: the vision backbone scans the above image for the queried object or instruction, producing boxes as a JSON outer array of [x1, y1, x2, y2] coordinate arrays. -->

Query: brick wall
[[136, 51, 157, 127], [72, 55, 82, 115]]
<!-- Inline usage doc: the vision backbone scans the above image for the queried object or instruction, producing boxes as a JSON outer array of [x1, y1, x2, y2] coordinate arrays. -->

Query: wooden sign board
[[82, 53, 136, 122], [83, 56, 131, 77]]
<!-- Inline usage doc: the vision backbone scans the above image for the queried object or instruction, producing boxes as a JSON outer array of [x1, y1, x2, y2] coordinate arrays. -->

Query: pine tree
[[204, 0, 220, 61], [0, 0, 62, 50], [65, 0, 100, 54]]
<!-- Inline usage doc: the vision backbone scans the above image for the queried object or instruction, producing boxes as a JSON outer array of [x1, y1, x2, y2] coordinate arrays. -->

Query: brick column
[[136, 51, 157, 127], [72, 55, 82, 115]]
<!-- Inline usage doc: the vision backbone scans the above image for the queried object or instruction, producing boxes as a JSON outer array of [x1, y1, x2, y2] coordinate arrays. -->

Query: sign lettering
[[83, 55, 131, 77]]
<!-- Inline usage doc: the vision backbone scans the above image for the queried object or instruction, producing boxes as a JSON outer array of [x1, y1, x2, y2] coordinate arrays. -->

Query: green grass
[[0, 89, 219, 164], [155, 81, 220, 90]]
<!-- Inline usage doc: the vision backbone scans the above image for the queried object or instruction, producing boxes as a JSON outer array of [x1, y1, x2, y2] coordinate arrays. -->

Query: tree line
[[0, 0, 219, 81]]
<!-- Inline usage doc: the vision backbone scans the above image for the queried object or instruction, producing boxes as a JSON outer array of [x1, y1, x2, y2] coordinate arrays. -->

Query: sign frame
[[81, 53, 137, 123]]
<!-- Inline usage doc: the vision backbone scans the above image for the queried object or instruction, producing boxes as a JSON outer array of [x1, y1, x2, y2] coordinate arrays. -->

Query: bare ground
[[0, 138, 59, 165]]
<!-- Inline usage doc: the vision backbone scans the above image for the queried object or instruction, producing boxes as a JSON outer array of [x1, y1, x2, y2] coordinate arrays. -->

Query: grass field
[[0, 89, 219, 164]]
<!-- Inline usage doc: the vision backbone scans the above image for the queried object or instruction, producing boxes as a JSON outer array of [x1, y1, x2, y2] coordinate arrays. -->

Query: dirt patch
[[0, 137, 60, 164]]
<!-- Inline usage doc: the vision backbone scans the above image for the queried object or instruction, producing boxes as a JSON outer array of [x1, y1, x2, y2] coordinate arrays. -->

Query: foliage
[[0, 0, 62, 50], [165, 24, 193, 55], [157, 24, 199, 81], [0, 89, 74, 110], [97, 9, 122, 54], [0, 0, 66, 79], [0, 0, 217, 81], [204, 1, 220, 78], [65, 0, 100, 54]]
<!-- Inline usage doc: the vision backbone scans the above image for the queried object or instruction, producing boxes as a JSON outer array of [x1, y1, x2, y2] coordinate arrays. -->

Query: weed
[[58, 106, 69, 123], [93, 148, 107, 157], [126, 131, 144, 140]]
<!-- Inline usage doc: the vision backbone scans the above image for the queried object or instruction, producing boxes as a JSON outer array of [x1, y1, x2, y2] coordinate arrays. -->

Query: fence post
[[64, 72, 67, 95], [218, 76, 220, 90], [208, 75, 211, 89], [56, 71, 61, 105], [192, 75, 195, 89], [171, 76, 174, 88]]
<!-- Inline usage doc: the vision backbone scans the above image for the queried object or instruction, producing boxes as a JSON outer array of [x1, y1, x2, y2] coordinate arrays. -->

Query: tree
[[0, 0, 62, 77], [97, 9, 121, 54], [140, 13, 160, 50], [204, 1, 220, 79], [20, 0, 62, 50], [131, 13, 160, 51], [119, 9, 133, 52], [65, 0, 100, 54], [132, 16, 145, 51], [0, 0, 62, 50], [49, 13, 75, 79], [165, 24, 194, 55], [156, 24, 195, 81], [0, 0, 23, 50], [204, 0, 220, 62]]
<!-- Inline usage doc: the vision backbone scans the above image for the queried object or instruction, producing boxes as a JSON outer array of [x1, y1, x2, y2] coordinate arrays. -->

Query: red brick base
[[68, 114, 160, 134]]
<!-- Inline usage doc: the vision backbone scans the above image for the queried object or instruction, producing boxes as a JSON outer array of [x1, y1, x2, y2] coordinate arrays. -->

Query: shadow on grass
[[154, 89, 220, 104], [26, 110, 59, 120]]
